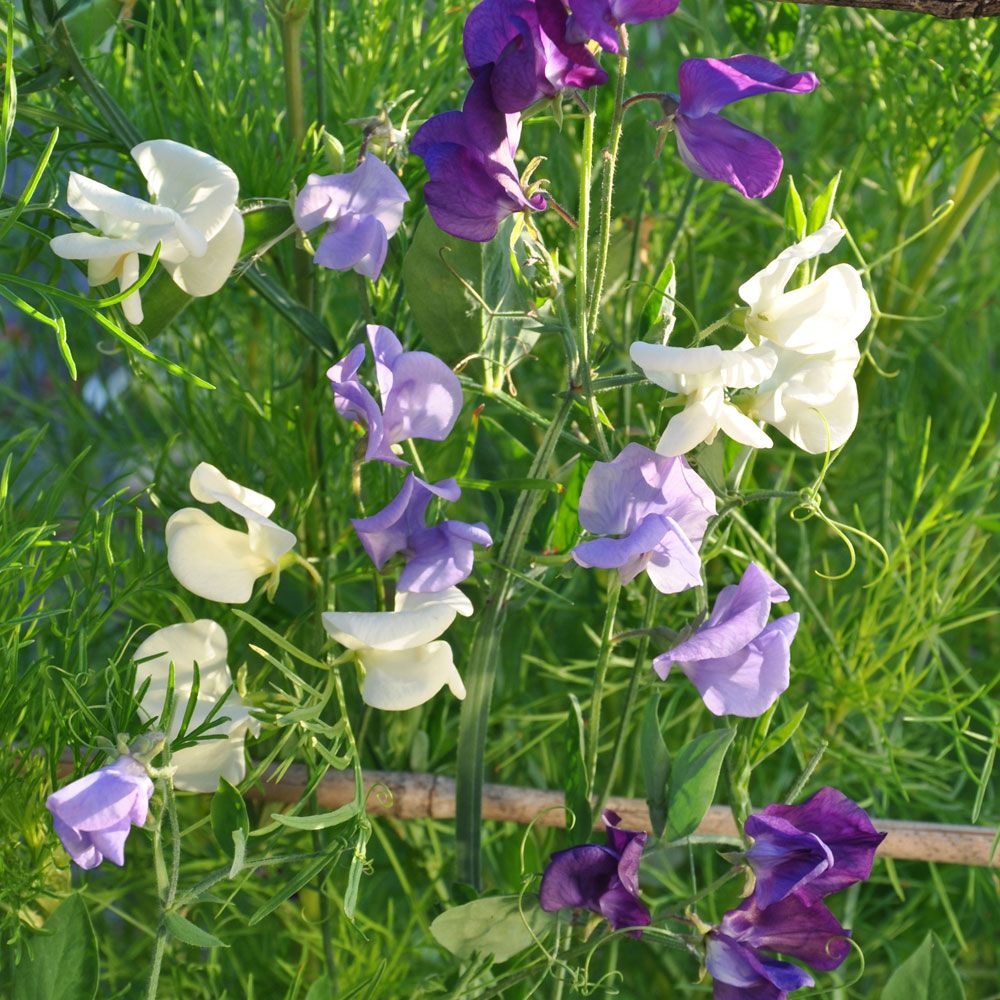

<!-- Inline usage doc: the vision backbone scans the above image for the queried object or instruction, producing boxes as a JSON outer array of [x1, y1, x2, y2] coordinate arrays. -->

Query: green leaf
[[563, 693, 592, 842], [724, 0, 761, 51], [403, 211, 483, 362], [638, 260, 676, 342], [211, 777, 250, 861], [784, 176, 807, 241], [13, 894, 99, 1000], [640, 694, 671, 839], [272, 800, 359, 831], [807, 172, 842, 234], [546, 458, 586, 553], [882, 932, 966, 1000], [750, 703, 808, 767], [163, 912, 229, 949], [430, 895, 555, 963], [666, 727, 736, 841], [249, 849, 340, 926]]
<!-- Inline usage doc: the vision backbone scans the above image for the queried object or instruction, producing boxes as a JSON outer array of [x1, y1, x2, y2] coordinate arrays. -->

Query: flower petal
[[359, 640, 465, 710], [314, 212, 388, 279], [163, 208, 245, 297], [322, 601, 458, 651], [678, 55, 819, 119]]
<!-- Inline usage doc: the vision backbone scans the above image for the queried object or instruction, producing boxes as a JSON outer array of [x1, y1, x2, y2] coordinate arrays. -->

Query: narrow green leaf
[[563, 694, 592, 842], [249, 850, 339, 926], [807, 172, 842, 234], [640, 694, 671, 839], [638, 260, 676, 341], [751, 703, 808, 767], [547, 458, 586, 553], [231, 609, 328, 669], [272, 800, 359, 831], [784, 176, 807, 240], [882, 932, 966, 1000], [430, 895, 555, 963], [162, 912, 229, 949], [13, 894, 99, 1000], [667, 727, 736, 841]]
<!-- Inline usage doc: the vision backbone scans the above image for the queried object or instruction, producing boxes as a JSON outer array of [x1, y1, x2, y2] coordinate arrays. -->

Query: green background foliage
[[1, 0, 997, 996]]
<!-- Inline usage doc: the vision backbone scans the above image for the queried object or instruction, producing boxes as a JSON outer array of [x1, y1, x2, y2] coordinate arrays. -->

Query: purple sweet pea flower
[[707, 893, 850, 1000], [352, 474, 493, 592], [45, 755, 154, 870], [539, 809, 651, 935], [464, 0, 608, 113], [294, 155, 409, 280], [410, 71, 547, 242], [327, 325, 463, 465], [668, 55, 819, 199], [566, 0, 680, 53], [571, 444, 716, 594], [744, 787, 886, 909], [653, 562, 799, 716]]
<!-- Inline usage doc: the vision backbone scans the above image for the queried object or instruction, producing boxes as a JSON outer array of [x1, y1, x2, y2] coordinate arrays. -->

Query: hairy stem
[[586, 575, 622, 796]]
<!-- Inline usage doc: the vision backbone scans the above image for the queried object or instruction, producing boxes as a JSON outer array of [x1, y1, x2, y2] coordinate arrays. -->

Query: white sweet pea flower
[[738, 221, 871, 355], [743, 338, 861, 454], [49, 140, 244, 324], [322, 588, 473, 711], [166, 463, 297, 603], [133, 620, 260, 793], [630, 341, 778, 456]]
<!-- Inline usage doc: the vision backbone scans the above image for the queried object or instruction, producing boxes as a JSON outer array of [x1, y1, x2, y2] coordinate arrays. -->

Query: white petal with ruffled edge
[[133, 620, 232, 711], [164, 209, 244, 296], [359, 641, 466, 711]]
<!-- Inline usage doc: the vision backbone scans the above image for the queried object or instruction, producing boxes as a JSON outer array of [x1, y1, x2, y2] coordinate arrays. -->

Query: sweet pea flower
[[165, 463, 297, 603], [745, 339, 860, 454], [328, 324, 463, 465], [464, 0, 607, 113], [294, 155, 409, 280], [667, 56, 819, 200], [46, 756, 153, 870], [738, 223, 871, 355], [539, 810, 651, 935], [410, 71, 547, 242], [352, 474, 492, 592], [629, 341, 778, 456], [572, 444, 716, 594], [744, 787, 886, 909], [133, 621, 260, 793], [322, 588, 473, 711], [50, 140, 244, 323], [706, 893, 850, 1000], [566, 0, 680, 53], [653, 563, 799, 716]]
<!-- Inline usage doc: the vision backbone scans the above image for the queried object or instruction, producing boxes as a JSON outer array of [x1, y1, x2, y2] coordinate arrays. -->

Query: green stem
[[145, 775, 181, 1000], [586, 33, 629, 338], [586, 576, 622, 796], [455, 393, 575, 888], [597, 589, 659, 810]]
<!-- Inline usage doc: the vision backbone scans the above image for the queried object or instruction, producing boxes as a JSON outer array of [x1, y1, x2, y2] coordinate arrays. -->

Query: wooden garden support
[[251, 764, 1000, 869], [769, 0, 998, 16]]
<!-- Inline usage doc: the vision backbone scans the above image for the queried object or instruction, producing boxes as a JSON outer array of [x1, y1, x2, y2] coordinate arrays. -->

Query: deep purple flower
[[670, 55, 819, 199], [653, 562, 799, 716], [706, 893, 850, 1000], [464, 0, 608, 113], [327, 325, 463, 465], [744, 787, 886, 909], [294, 155, 409, 279], [410, 71, 547, 242], [539, 810, 651, 935], [45, 755, 154, 870], [351, 474, 493, 592], [566, 0, 680, 53], [571, 444, 715, 594]]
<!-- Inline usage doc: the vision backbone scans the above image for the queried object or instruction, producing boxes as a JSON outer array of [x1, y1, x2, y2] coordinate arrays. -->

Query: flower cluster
[[707, 788, 885, 999], [50, 140, 244, 324], [631, 222, 871, 456]]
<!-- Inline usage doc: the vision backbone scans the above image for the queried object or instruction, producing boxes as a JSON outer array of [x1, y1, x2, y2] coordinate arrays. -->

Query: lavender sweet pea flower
[[566, 0, 680, 53], [572, 444, 715, 594], [539, 810, 651, 935], [668, 55, 819, 199], [464, 0, 607, 113], [294, 155, 409, 280], [352, 474, 493, 592], [745, 787, 886, 909], [410, 71, 547, 242], [653, 562, 799, 716], [707, 893, 851, 1000], [46, 756, 154, 870], [327, 325, 463, 465]]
